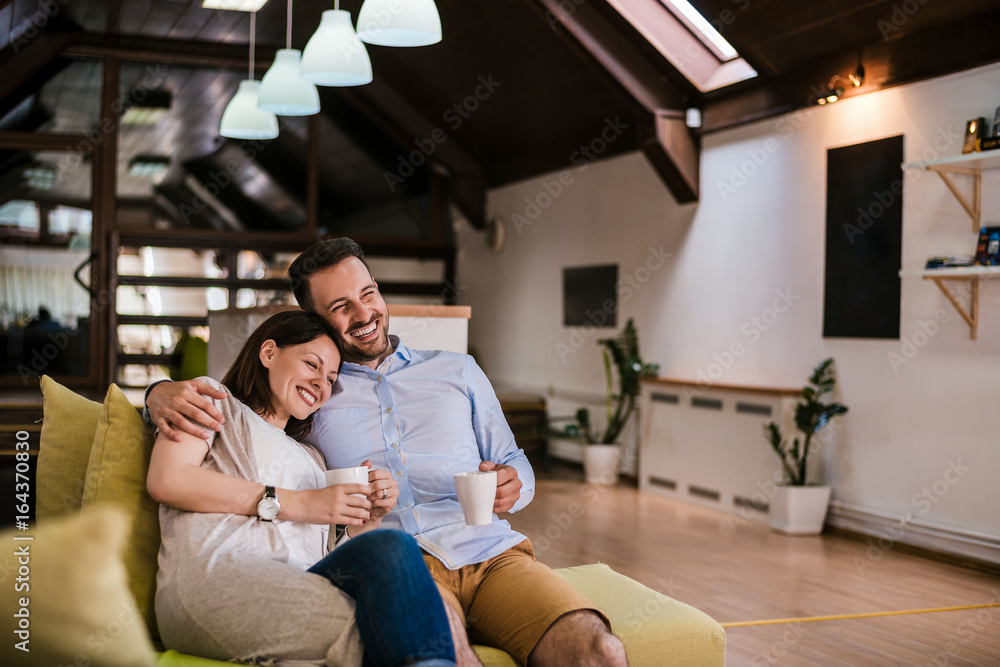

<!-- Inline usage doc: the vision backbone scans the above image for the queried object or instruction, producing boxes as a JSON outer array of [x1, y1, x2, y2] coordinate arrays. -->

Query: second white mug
[[454, 470, 497, 526]]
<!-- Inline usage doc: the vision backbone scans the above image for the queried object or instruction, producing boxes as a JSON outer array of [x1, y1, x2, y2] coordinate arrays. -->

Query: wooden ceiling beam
[[64, 33, 275, 72], [0, 27, 81, 104], [336, 81, 487, 229], [524, 0, 699, 202]]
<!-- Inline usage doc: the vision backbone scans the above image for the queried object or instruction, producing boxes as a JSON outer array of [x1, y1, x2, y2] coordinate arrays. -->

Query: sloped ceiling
[[1, 0, 999, 231]]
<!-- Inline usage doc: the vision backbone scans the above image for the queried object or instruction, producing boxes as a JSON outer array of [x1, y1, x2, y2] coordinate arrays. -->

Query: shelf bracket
[[928, 277, 978, 340], [931, 166, 981, 233]]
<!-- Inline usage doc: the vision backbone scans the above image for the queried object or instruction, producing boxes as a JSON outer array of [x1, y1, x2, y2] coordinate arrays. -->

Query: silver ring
[[382, 488, 388, 500]]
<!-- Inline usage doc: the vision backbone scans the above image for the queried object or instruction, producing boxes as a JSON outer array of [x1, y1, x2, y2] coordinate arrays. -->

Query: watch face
[[258, 498, 280, 520]]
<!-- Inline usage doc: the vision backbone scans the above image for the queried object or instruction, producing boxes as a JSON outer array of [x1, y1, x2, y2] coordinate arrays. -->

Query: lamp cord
[[249, 11, 256, 80]]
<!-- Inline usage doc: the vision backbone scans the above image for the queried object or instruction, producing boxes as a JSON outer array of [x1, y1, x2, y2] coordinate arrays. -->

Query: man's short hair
[[288, 237, 372, 312]]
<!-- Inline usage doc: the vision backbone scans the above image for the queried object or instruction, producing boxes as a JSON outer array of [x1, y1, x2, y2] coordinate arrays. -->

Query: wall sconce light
[[815, 60, 865, 106], [685, 108, 702, 128]]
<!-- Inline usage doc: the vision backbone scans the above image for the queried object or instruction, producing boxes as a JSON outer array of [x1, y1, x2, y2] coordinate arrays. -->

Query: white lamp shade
[[300, 9, 373, 87], [220, 80, 279, 140], [356, 0, 441, 46], [258, 49, 320, 115]]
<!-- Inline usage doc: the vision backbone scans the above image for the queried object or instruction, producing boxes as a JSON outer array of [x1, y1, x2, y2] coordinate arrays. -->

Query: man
[[147, 238, 627, 667]]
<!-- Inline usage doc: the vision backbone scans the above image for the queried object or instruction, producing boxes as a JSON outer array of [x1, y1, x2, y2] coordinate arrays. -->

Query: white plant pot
[[583, 444, 621, 485], [769, 485, 832, 535]]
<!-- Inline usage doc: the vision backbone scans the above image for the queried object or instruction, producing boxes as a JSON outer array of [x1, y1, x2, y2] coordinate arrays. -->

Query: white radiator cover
[[638, 379, 804, 523]]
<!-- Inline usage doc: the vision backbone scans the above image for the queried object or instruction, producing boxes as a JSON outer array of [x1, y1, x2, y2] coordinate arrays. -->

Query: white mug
[[325, 466, 370, 497], [454, 470, 497, 526]]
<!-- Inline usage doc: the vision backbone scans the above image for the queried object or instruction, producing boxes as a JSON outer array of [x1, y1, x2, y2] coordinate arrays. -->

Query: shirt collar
[[342, 334, 411, 375], [389, 335, 412, 362]]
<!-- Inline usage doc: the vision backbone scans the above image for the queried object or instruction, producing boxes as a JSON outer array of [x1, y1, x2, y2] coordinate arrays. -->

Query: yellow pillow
[[36, 375, 103, 520], [0, 508, 157, 667], [82, 383, 161, 641]]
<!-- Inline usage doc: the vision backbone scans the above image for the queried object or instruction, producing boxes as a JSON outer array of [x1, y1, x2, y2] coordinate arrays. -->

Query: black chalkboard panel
[[823, 136, 903, 339], [563, 265, 617, 327]]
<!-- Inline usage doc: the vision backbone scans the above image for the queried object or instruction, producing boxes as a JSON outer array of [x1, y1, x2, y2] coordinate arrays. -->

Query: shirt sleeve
[[466, 356, 535, 513]]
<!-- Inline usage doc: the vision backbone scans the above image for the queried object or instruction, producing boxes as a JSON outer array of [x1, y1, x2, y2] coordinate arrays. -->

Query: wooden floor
[[506, 470, 1000, 666]]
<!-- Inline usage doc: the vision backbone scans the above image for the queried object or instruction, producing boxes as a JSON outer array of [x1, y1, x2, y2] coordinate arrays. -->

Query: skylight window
[[661, 0, 738, 61], [607, 0, 756, 92]]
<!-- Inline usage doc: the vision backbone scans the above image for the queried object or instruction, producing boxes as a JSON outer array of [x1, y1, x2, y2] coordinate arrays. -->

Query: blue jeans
[[309, 530, 456, 667]]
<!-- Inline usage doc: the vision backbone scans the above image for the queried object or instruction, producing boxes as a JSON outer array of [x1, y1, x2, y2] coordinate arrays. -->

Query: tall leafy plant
[[576, 318, 659, 444], [763, 357, 848, 486]]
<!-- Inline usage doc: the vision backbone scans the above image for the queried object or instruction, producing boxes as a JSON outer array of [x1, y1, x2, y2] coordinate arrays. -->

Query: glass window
[[0, 150, 92, 380], [0, 58, 102, 134], [0, 200, 39, 234]]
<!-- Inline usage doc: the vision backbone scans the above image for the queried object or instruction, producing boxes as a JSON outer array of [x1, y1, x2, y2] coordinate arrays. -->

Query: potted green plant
[[551, 319, 659, 484], [762, 357, 848, 534]]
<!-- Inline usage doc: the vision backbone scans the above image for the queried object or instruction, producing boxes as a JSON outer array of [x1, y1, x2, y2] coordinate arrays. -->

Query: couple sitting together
[[144, 237, 627, 667]]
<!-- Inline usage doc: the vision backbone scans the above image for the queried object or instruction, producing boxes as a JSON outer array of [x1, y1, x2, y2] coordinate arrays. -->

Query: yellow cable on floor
[[721, 603, 1000, 628]]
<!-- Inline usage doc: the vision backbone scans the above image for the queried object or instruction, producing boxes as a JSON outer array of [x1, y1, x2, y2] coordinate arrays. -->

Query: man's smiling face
[[308, 257, 391, 368]]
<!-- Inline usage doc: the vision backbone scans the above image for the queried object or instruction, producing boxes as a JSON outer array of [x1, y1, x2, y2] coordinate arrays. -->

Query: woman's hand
[[362, 460, 398, 523], [284, 484, 372, 526], [147, 379, 228, 442]]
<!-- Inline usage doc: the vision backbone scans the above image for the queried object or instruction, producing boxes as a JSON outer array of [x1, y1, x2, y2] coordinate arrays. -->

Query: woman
[[147, 310, 458, 667]]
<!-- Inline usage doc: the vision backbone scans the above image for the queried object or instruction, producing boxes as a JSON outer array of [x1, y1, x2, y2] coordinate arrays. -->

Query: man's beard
[[341, 317, 390, 362]]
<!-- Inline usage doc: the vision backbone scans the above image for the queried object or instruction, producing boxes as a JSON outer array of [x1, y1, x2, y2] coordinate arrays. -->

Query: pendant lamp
[[220, 11, 279, 139], [258, 0, 320, 115], [356, 0, 442, 47], [300, 5, 372, 87]]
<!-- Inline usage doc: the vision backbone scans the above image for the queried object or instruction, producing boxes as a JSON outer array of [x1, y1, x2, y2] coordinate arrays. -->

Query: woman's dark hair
[[287, 237, 371, 313], [220, 310, 342, 440]]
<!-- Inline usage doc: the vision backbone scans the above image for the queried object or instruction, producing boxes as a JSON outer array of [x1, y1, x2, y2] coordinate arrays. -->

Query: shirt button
[[377, 376, 381, 382], [392, 442, 399, 448], [386, 407, 392, 414], [396, 470, 403, 477]]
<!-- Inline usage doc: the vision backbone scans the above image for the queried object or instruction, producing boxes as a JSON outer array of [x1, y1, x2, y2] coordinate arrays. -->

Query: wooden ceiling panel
[[142, 1, 195, 39], [167, 3, 217, 41], [361, 0, 636, 183], [695, 0, 1000, 77], [195, 7, 253, 44]]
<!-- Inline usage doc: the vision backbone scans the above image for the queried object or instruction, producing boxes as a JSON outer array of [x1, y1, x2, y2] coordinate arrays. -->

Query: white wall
[[457, 62, 1000, 559]]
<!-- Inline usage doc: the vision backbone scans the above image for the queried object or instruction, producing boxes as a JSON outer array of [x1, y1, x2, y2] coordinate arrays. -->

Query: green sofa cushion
[[82, 383, 162, 642], [0, 508, 157, 667], [557, 563, 726, 667], [36, 375, 103, 520]]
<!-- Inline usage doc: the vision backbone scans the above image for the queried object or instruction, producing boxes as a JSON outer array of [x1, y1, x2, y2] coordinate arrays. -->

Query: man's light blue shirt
[[306, 336, 535, 570]]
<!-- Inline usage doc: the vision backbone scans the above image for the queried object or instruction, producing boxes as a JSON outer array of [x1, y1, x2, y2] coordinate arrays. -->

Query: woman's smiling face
[[259, 335, 341, 429]]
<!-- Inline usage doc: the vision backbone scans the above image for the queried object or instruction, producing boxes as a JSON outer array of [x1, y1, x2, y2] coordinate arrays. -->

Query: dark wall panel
[[823, 135, 903, 339]]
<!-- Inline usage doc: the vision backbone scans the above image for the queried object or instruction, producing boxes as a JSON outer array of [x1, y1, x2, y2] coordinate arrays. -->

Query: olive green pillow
[[0, 508, 157, 667], [36, 375, 103, 520], [82, 383, 161, 641]]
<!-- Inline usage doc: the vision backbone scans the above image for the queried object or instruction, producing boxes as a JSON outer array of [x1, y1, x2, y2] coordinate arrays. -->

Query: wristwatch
[[257, 486, 281, 521]]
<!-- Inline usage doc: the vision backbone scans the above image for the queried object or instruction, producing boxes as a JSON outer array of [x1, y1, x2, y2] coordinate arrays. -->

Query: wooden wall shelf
[[898, 266, 1000, 340], [900, 152, 1000, 339], [902, 151, 1000, 233]]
